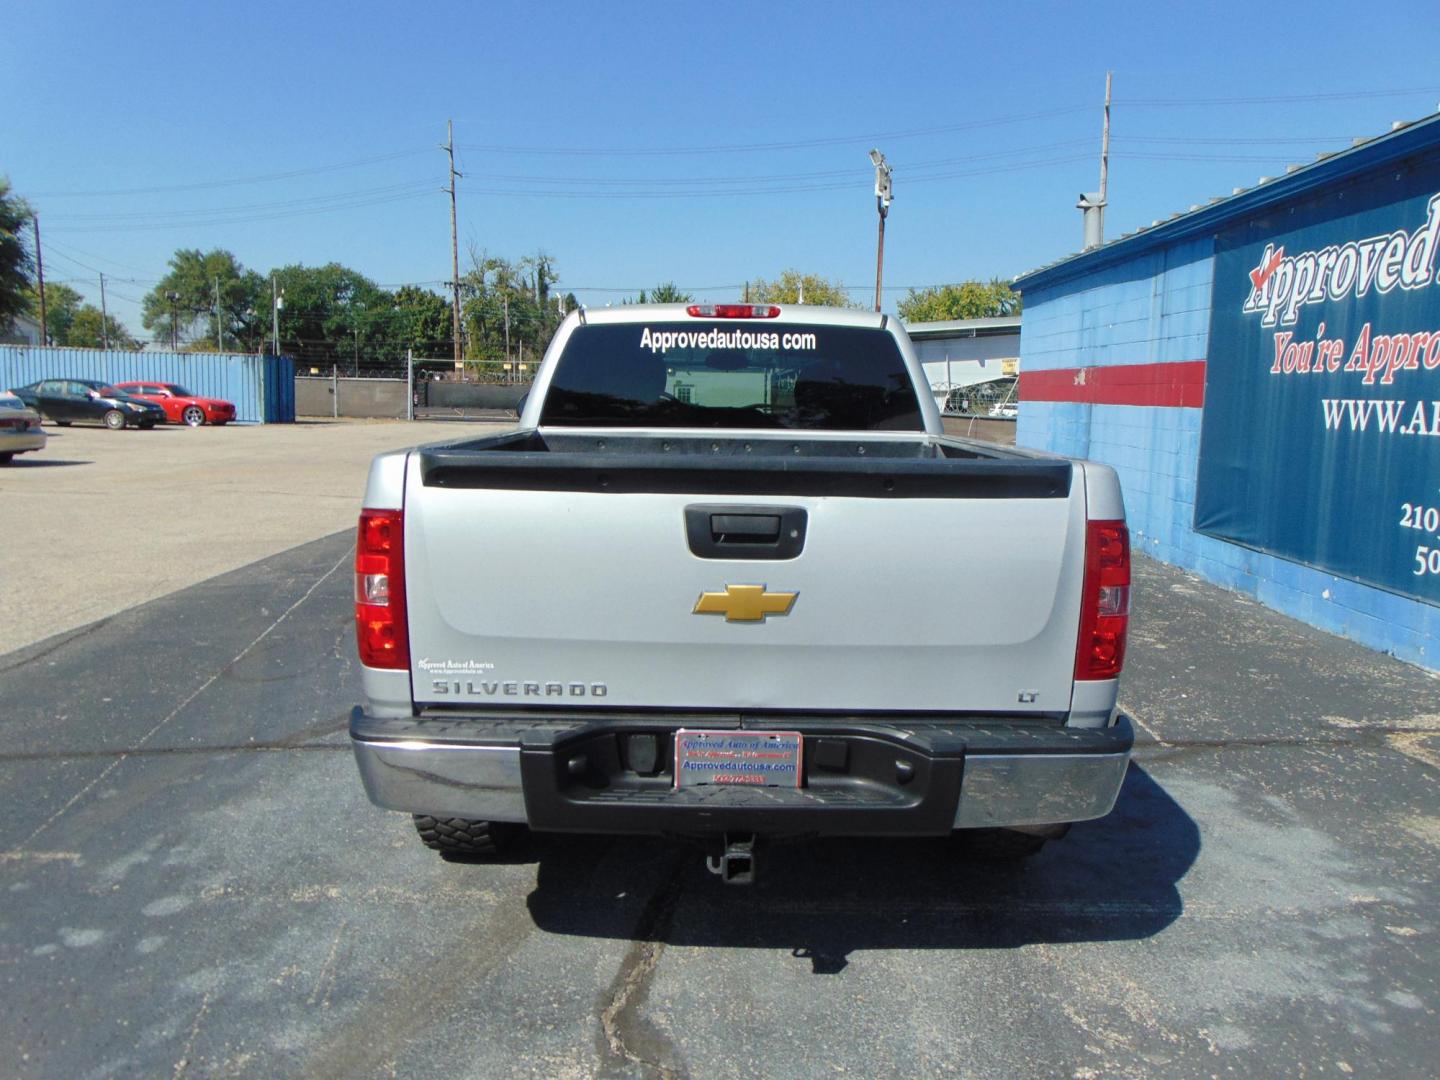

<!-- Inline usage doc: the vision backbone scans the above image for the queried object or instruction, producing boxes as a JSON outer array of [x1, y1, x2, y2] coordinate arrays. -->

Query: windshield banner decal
[[639, 327, 818, 355]]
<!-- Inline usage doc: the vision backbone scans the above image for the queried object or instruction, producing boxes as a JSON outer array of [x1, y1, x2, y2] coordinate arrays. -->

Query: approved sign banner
[[1196, 151, 1440, 605]]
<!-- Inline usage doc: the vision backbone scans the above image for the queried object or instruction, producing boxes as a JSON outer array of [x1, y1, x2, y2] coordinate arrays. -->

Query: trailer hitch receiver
[[706, 833, 757, 885]]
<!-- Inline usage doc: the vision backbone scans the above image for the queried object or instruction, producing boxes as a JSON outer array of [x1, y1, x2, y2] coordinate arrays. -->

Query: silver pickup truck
[[349, 303, 1132, 882]]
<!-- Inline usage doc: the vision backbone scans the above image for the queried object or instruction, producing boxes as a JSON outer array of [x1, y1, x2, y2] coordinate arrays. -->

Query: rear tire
[[182, 405, 205, 427], [953, 827, 1058, 861], [103, 409, 126, 430], [412, 815, 518, 858], [55, 420, 71, 427], [0, 452, 13, 465]]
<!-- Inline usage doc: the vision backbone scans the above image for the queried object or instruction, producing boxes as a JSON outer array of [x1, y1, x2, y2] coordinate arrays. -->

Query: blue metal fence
[[0, 345, 295, 424]]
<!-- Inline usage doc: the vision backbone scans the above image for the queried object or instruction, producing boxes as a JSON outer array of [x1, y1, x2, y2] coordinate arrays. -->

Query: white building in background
[[904, 315, 1020, 413], [0, 312, 43, 346]]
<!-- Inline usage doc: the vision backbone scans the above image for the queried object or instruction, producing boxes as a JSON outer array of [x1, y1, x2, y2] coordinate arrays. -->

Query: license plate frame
[[673, 729, 804, 789]]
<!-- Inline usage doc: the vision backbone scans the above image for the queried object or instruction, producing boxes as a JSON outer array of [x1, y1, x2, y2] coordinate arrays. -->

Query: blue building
[[1013, 114, 1440, 670]]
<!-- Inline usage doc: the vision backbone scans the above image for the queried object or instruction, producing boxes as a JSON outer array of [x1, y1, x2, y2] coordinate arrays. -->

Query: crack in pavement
[[599, 857, 690, 1080], [1131, 727, 1440, 764]]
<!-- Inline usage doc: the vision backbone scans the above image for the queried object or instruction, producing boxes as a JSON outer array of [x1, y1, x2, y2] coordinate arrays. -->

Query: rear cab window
[[538, 321, 923, 431]]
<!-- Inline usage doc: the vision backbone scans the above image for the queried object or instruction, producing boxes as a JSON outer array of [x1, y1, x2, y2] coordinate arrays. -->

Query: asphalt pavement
[[1, 531, 1436, 1078], [0, 418, 507, 654]]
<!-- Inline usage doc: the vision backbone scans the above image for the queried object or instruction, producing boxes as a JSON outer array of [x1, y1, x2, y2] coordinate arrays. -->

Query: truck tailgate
[[401, 448, 1087, 715]]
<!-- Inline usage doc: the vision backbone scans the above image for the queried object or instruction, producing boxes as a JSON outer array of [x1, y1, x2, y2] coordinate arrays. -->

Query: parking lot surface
[[1, 425, 1436, 1078], [0, 419, 505, 654]]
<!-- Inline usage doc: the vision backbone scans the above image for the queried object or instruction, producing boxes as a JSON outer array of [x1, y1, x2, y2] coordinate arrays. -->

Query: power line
[[449, 155, 1096, 200], [1117, 134, 1361, 145], [1114, 151, 1331, 163], [455, 107, 1091, 157], [1114, 85, 1440, 106], [451, 139, 1097, 188], [28, 149, 433, 198], [46, 189, 436, 233], [45, 179, 437, 222]]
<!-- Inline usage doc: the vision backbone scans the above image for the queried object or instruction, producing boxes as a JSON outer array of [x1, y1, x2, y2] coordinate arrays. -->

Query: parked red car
[[114, 382, 236, 426]]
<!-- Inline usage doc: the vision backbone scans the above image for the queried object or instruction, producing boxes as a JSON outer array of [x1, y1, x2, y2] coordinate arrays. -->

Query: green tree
[[749, 270, 858, 308], [389, 285, 452, 359], [459, 250, 565, 375], [648, 282, 692, 304], [68, 305, 140, 349], [142, 249, 265, 351], [0, 178, 33, 333], [25, 281, 83, 344], [269, 262, 396, 369], [897, 279, 1021, 323]]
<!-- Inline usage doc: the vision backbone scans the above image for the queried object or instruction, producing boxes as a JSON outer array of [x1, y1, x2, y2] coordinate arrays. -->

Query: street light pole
[[869, 149, 893, 314]]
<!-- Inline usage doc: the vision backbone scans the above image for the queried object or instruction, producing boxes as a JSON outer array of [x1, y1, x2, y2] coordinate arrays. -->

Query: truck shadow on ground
[[522, 763, 1197, 972], [3, 458, 93, 468]]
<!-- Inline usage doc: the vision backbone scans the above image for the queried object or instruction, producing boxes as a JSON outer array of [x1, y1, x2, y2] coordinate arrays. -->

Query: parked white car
[[0, 390, 46, 464]]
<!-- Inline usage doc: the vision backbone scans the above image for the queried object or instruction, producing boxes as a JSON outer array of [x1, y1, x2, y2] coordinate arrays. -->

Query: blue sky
[[6, 0, 1440, 339]]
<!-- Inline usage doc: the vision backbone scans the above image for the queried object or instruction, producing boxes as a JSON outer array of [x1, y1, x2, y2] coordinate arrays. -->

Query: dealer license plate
[[674, 730, 803, 789]]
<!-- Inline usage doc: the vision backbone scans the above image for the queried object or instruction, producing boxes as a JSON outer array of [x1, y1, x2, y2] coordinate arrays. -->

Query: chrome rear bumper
[[351, 711, 1132, 833]]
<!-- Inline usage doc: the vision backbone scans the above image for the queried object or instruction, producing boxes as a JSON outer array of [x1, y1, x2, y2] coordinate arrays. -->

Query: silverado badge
[[693, 585, 798, 623]]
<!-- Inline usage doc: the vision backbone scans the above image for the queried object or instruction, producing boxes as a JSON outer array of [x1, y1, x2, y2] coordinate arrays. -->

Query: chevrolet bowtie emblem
[[693, 585, 798, 623]]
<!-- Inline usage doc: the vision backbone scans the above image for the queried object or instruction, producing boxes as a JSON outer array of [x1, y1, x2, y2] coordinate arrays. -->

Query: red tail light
[[1075, 520, 1129, 680], [355, 509, 409, 669], [686, 304, 781, 318]]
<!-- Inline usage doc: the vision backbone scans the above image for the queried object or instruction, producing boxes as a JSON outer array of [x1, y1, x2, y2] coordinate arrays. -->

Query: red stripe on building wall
[[1019, 360, 1207, 408]]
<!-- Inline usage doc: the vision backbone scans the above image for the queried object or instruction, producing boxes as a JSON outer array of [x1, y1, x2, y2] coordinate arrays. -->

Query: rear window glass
[[538, 321, 923, 430]]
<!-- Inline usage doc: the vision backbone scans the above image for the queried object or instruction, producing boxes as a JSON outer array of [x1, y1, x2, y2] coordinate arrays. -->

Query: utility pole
[[214, 276, 224, 351], [99, 273, 110, 349], [443, 120, 463, 371], [166, 291, 180, 350], [869, 149, 893, 313], [1099, 70, 1112, 244], [1078, 73, 1112, 250], [271, 276, 282, 356], [503, 294, 511, 368], [32, 218, 47, 344]]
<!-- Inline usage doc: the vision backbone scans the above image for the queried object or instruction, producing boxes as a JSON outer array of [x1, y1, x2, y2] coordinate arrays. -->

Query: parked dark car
[[10, 379, 168, 430]]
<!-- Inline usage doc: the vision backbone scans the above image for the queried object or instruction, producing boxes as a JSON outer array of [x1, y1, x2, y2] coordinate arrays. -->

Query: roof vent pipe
[[1077, 192, 1106, 251]]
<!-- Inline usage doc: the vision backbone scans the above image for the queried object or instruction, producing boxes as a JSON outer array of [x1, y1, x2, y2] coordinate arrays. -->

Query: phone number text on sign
[[1402, 500, 1440, 575]]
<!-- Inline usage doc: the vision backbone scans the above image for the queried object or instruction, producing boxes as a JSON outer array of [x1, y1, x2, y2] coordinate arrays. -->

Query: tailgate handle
[[711, 514, 780, 542], [685, 505, 807, 560]]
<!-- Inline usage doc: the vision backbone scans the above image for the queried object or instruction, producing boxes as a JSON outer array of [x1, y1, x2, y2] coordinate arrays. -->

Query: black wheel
[[182, 405, 205, 427], [55, 420, 72, 427], [412, 815, 519, 858], [102, 409, 127, 431], [953, 827, 1058, 861], [0, 452, 12, 465]]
